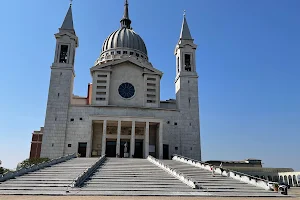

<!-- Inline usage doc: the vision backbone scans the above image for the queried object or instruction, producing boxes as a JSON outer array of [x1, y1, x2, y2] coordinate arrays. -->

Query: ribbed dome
[[101, 27, 147, 56]]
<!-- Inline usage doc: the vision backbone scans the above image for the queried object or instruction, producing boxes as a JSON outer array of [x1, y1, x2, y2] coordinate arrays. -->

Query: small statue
[[124, 142, 128, 153]]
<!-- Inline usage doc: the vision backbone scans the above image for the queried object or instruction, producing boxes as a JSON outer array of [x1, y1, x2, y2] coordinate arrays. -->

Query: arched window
[[177, 57, 180, 73]]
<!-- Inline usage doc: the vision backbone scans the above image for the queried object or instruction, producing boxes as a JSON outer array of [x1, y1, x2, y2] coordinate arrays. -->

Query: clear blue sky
[[0, 0, 299, 170]]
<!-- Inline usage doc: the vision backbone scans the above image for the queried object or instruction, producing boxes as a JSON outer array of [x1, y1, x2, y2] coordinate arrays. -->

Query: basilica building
[[31, 1, 201, 160]]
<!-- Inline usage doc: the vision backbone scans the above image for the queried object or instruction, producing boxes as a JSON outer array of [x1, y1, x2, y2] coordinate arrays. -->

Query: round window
[[118, 82, 135, 99]]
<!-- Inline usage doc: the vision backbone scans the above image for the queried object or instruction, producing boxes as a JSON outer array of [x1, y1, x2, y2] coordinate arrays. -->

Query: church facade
[[37, 1, 201, 160]]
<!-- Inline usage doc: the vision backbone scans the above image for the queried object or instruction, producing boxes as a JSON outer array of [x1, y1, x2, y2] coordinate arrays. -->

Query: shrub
[[17, 158, 50, 170], [0, 167, 12, 175]]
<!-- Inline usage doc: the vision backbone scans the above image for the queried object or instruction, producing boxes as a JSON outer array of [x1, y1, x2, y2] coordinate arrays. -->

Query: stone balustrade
[[0, 153, 77, 183], [71, 155, 106, 188], [147, 155, 200, 189], [172, 154, 273, 191]]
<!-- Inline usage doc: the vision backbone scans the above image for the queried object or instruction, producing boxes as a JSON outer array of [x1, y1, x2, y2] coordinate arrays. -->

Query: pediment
[[90, 57, 163, 77]]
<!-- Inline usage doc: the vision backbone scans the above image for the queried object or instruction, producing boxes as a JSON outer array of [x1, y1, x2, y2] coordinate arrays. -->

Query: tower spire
[[60, 3, 75, 33], [120, 0, 132, 28], [179, 11, 193, 40]]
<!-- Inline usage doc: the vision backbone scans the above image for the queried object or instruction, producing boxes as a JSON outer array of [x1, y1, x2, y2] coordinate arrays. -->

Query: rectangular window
[[59, 45, 69, 63], [147, 100, 156, 103], [97, 80, 107, 83], [96, 92, 106, 95], [147, 94, 156, 98], [147, 77, 156, 81], [130, 52, 134, 55], [97, 74, 107, 78], [111, 51, 114, 55], [147, 88, 156, 92], [147, 83, 156, 87], [97, 86, 106, 89], [123, 51, 128, 54], [117, 51, 121, 54], [184, 54, 191, 71], [96, 98, 106, 101]]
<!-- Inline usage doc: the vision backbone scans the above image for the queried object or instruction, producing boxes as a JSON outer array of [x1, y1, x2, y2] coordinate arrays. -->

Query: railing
[[147, 155, 201, 189], [66, 155, 106, 192], [172, 154, 274, 191], [0, 153, 77, 183]]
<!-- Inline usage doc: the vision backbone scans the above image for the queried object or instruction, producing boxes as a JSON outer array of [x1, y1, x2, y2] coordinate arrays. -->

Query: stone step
[[0, 184, 70, 187], [85, 181, 186, 185], [78, 187, 195, 191], [83, 184, 190, 189], [91, 174, 172, 177], [89, 177, 178, 181], [0, 180, 71, 184], [13, 178, 74, 181], [0, 187, 68, 191]]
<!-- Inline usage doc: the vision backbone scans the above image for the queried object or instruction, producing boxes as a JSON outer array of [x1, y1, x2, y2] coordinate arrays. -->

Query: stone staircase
[[78, 158, 206, 196], [160, 160, 283, 197], [0, 157, 287, 197], [0, 158, 98, 195]]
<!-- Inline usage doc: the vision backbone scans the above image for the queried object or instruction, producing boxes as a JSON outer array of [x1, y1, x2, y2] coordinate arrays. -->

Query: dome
[[101, 28, 147, 56], [96, 0, 149, 64]]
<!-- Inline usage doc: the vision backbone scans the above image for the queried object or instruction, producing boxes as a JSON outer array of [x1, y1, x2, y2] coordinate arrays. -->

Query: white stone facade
[[40, 3, 201, 160]]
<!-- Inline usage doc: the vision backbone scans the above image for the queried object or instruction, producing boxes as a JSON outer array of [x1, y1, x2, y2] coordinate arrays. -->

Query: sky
[[0, 0, 299, 171]]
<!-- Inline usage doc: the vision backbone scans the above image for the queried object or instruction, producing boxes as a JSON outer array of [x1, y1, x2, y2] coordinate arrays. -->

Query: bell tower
[[174, 12, 201, 160], [40, 4, 79, 158]]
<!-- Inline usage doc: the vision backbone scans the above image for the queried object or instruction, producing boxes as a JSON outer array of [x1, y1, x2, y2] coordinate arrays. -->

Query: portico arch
[[284, 175, 288, 184], [293, 175, 297, 186], [267, 176, 272, 181], [288, 175, 292, 185], [279, 176, 283, 183]]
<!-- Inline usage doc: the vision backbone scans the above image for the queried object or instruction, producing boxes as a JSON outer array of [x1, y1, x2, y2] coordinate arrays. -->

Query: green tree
[[0, 167, 12, 175], [17, 158, 50, 170]]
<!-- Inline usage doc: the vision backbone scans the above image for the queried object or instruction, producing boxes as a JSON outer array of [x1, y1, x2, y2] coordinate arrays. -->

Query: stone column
[[130, 121, 135, 158], [116, 120, 121, 157], [144, 121, 149, 158], [101, 120, 107, 156], [159, 121, 163, 159]]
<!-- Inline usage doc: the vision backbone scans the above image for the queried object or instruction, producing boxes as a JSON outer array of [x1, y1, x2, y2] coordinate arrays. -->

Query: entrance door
[[120, 140, 130, 158], [78, 142, 87, 157], [134, 139, 143, 158], [163, 144, 169, 159], [106, 141, 116, 157]]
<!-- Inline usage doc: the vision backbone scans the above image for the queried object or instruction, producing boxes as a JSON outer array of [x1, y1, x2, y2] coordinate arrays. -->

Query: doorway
[[134, 139, 143, 158], [78, 142, 87, 157], [106, 141, 117, 157], [163, 144, 169, 159]]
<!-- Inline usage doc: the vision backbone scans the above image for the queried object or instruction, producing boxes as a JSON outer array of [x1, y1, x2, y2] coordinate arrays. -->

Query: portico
[[90, 116, 163, 159]]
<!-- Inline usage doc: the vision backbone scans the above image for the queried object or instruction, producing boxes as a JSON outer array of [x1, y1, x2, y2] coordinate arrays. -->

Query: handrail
[[0, 153, 77, 183], [147, 155, 201, 189], [66, 155, 106, 193], [172, 154, 273, 191]]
